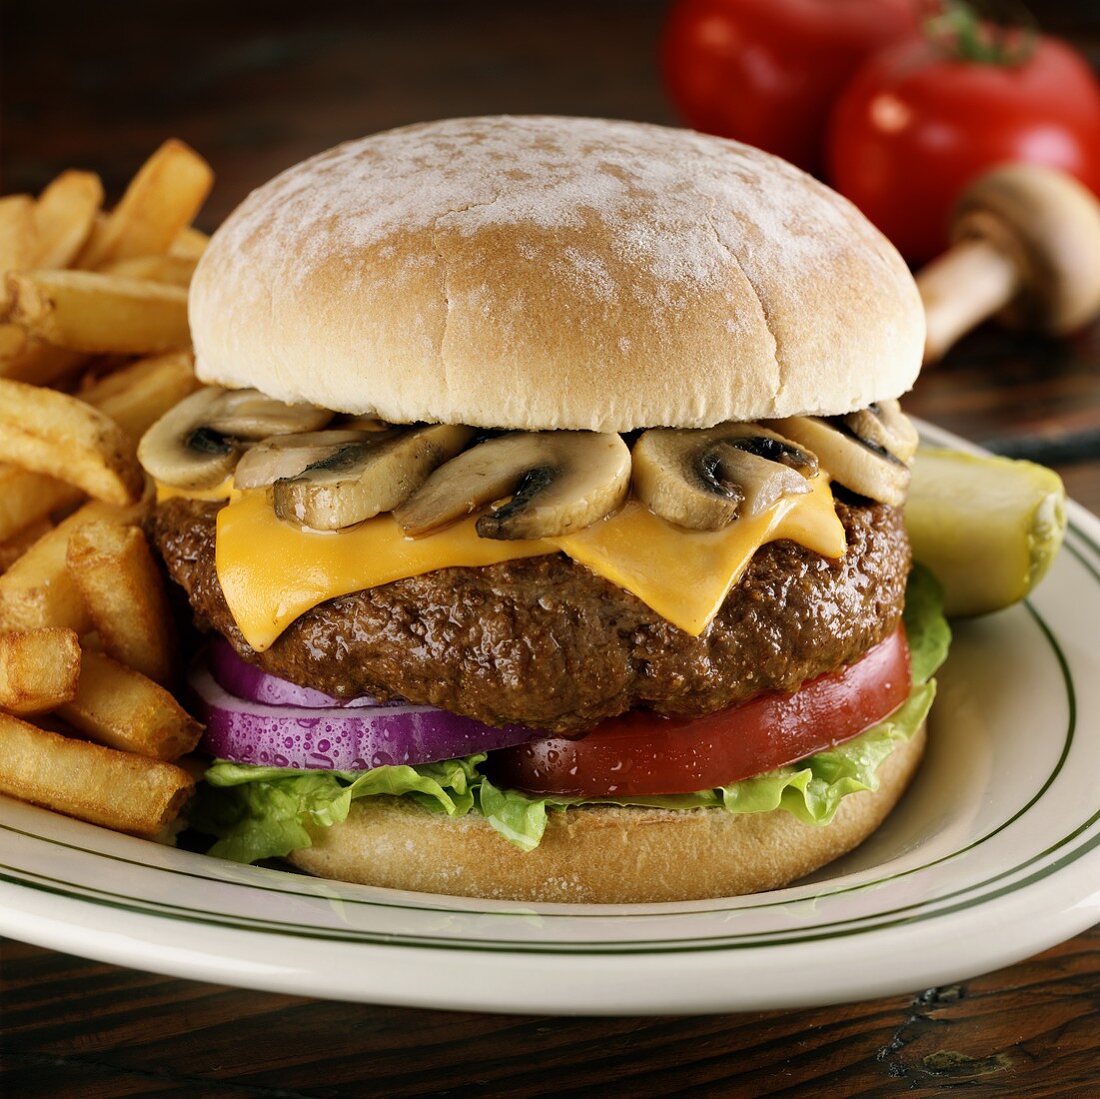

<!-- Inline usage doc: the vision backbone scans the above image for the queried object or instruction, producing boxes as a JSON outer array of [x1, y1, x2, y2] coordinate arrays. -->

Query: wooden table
[[3, 2, 1099, 1094]]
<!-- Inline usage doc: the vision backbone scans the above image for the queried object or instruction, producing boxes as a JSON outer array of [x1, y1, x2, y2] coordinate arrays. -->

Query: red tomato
[[828, 34, 1100, 262], [488, 627, 911, 798], [661, 0, 920, 174]]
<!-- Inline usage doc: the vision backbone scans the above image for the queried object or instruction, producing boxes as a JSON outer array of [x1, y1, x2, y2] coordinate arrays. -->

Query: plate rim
[[3, 418, 1099, 1013], [0, 593, 1088, 953]]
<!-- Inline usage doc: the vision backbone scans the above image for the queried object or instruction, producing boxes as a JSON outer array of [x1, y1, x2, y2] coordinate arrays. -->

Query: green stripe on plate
[[2, 514, 1097, 953], [0, 583, 1080, 925], [0, 596, 1090, 951]]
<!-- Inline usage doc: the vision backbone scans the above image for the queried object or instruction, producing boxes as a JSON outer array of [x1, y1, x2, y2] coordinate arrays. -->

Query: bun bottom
[[288, 722, 926, 903]]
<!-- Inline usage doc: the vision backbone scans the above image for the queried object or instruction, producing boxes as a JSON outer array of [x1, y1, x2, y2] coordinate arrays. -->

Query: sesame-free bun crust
[[287, 722, 925, 903], [191, 116, 924, 432]]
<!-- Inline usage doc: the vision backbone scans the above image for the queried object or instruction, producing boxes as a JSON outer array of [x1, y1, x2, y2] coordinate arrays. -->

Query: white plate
[[2, 421, 1099, 1015]]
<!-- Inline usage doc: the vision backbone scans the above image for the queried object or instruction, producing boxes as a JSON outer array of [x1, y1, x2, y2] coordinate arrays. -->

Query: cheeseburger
[[140, 116, 948, 903]]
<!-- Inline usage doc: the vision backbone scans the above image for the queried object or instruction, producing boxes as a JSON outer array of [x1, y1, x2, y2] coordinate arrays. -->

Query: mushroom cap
[[952, 164, 1100, 335], [191, 116, 924, 432]]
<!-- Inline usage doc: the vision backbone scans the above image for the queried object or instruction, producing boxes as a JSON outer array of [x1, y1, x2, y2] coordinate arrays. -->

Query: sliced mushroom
[[632, 424, 818, 531], [204, 390, 332, 440], [273, 424, 474, 530], [335, 415, 393, 433], [138, 387, 241, 490], [395, 431, 632, 540], [138, 387, 335, 490], [234, 430, 372, 490], [840, 399, 919, 464], [767, 414, 911, 507]]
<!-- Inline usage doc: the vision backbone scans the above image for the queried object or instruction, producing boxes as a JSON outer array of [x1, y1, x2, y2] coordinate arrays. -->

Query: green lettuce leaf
[[476, 776, 550, 853], [189, 567, 949, 861], [905, 563, 951, 686], [191, 755, 486, 862]]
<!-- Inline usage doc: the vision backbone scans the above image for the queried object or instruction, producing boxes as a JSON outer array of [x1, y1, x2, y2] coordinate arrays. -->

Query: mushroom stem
[[916, 164, 1100, 364], [917, 237, 1018, 364]]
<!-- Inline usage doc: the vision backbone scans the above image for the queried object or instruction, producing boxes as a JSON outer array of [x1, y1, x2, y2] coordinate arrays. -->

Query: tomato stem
[[925, 1, 1037, 66]]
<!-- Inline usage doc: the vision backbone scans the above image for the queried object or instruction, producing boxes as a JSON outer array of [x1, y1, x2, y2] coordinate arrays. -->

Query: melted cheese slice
[[214, 476, 846, 653]]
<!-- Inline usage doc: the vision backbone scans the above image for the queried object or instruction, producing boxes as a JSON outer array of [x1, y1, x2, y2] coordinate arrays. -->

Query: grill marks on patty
[[151, 498, 910, 734]]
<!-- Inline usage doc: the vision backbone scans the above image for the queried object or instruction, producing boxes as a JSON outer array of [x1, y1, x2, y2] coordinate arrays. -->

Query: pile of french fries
[[0, 141, 213, 838]]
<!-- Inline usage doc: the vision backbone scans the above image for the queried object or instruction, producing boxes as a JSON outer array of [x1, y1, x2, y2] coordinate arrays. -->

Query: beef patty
[[152, 498, 910, 734]]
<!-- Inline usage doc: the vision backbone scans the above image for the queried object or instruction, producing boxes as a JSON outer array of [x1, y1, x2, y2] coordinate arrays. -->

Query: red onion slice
[[210, 639, 377, 709], [190, 660, 537, 770]]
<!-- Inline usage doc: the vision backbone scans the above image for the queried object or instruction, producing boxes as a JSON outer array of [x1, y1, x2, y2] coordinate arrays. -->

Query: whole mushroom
[[917, 164, 1100, 363], [138, 387, 332, 490]]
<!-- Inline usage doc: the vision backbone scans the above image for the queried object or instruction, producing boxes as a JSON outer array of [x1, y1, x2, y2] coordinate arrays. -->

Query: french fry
[[0, 194, 37, 276], [0, 513, 92, 633], [33, 170, 103, 269], [0, 353, 192, 542], [0, 142, 215, 842], [57, 650, 202, 761], [83, 350, 198, 437], [77, 211, 107, 261], [0, 465, 80, 544], [5, 270, 190, 354], [66, 521, 174, 685], [0, 518, 53, 574], [0, 377, 143, 504], [0, 336, 86, 385], [0, 323, 26, 358], [0, 628, 80, 715], [0, 713, 194, 836], [0, 326, 83, 387], [0, 142, 218, 841], [77, 139, 213, 269], [0, 353, 192, 543], [0, 195, 37, 316], [103, 253, 197, 287], [169, 226, 209, 259], [0, 501, 145, 632]]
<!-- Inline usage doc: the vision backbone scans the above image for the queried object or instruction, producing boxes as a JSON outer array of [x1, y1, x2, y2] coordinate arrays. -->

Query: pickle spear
[[905, 448, 1066, 617]]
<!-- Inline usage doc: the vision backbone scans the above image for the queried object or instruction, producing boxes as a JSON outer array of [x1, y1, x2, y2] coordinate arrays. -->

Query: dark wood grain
[[2, 0, 1099, 1093], [1, 0, 674, 226], [3, 929, 1099, 1097], [906, 323, 1100, 465]]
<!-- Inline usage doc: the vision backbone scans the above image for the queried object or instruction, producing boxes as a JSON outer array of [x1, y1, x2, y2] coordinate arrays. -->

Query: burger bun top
[[190, 115, 924, 432]]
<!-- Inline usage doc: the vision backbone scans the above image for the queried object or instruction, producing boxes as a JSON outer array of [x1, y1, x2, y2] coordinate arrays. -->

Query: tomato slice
[[487, 627, 911, 797]]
